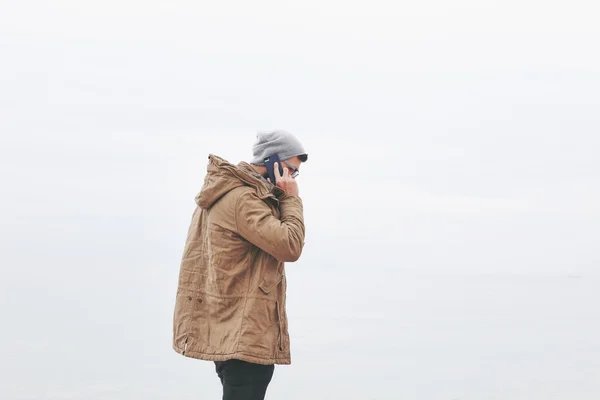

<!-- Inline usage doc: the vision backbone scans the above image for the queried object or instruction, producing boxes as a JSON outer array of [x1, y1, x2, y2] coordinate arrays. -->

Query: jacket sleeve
[[235, 190, 305, 262]]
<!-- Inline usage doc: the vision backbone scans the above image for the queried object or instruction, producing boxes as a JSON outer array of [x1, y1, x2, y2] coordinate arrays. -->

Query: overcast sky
[[2, 0, 599, 276], [0, 1, 599, 398]]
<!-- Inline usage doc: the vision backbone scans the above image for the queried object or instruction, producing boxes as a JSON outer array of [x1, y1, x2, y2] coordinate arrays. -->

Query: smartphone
[[264, 154, 284, 184]]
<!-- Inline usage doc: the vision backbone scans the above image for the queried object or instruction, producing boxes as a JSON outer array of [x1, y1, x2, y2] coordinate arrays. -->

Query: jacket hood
[[195, 154, 283, 209]]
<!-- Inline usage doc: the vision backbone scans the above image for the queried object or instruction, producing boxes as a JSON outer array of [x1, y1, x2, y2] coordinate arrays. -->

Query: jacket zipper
[[275, 301, 284, 351]]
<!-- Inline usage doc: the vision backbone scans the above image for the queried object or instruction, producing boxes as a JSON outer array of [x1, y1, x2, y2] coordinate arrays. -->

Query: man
[[173, 130, 308, 400]]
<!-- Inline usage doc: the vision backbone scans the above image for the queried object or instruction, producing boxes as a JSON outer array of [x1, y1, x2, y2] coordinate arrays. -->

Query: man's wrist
[[281, 191, 300, 199]]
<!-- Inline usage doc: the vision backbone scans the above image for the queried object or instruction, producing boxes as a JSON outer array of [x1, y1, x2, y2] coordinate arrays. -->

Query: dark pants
[[214, 359, 275, 400]]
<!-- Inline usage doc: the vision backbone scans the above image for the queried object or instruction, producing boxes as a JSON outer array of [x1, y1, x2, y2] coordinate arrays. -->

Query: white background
[[1, 1, 599, 399]]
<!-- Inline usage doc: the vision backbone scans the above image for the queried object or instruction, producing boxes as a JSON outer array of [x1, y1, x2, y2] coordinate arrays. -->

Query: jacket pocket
[[258, 272, 284, 295], [258, 273, 288, 352]]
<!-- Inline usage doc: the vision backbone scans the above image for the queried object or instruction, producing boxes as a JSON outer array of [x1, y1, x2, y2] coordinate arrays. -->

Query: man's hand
[[271, 162, 299, 196]]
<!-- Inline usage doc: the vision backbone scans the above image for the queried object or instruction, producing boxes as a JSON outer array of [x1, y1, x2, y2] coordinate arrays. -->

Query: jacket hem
[[172, 344, 291, 366]]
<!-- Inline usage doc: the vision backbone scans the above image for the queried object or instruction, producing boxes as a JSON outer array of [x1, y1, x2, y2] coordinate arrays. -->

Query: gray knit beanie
[[251, 130, 307, 165]]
